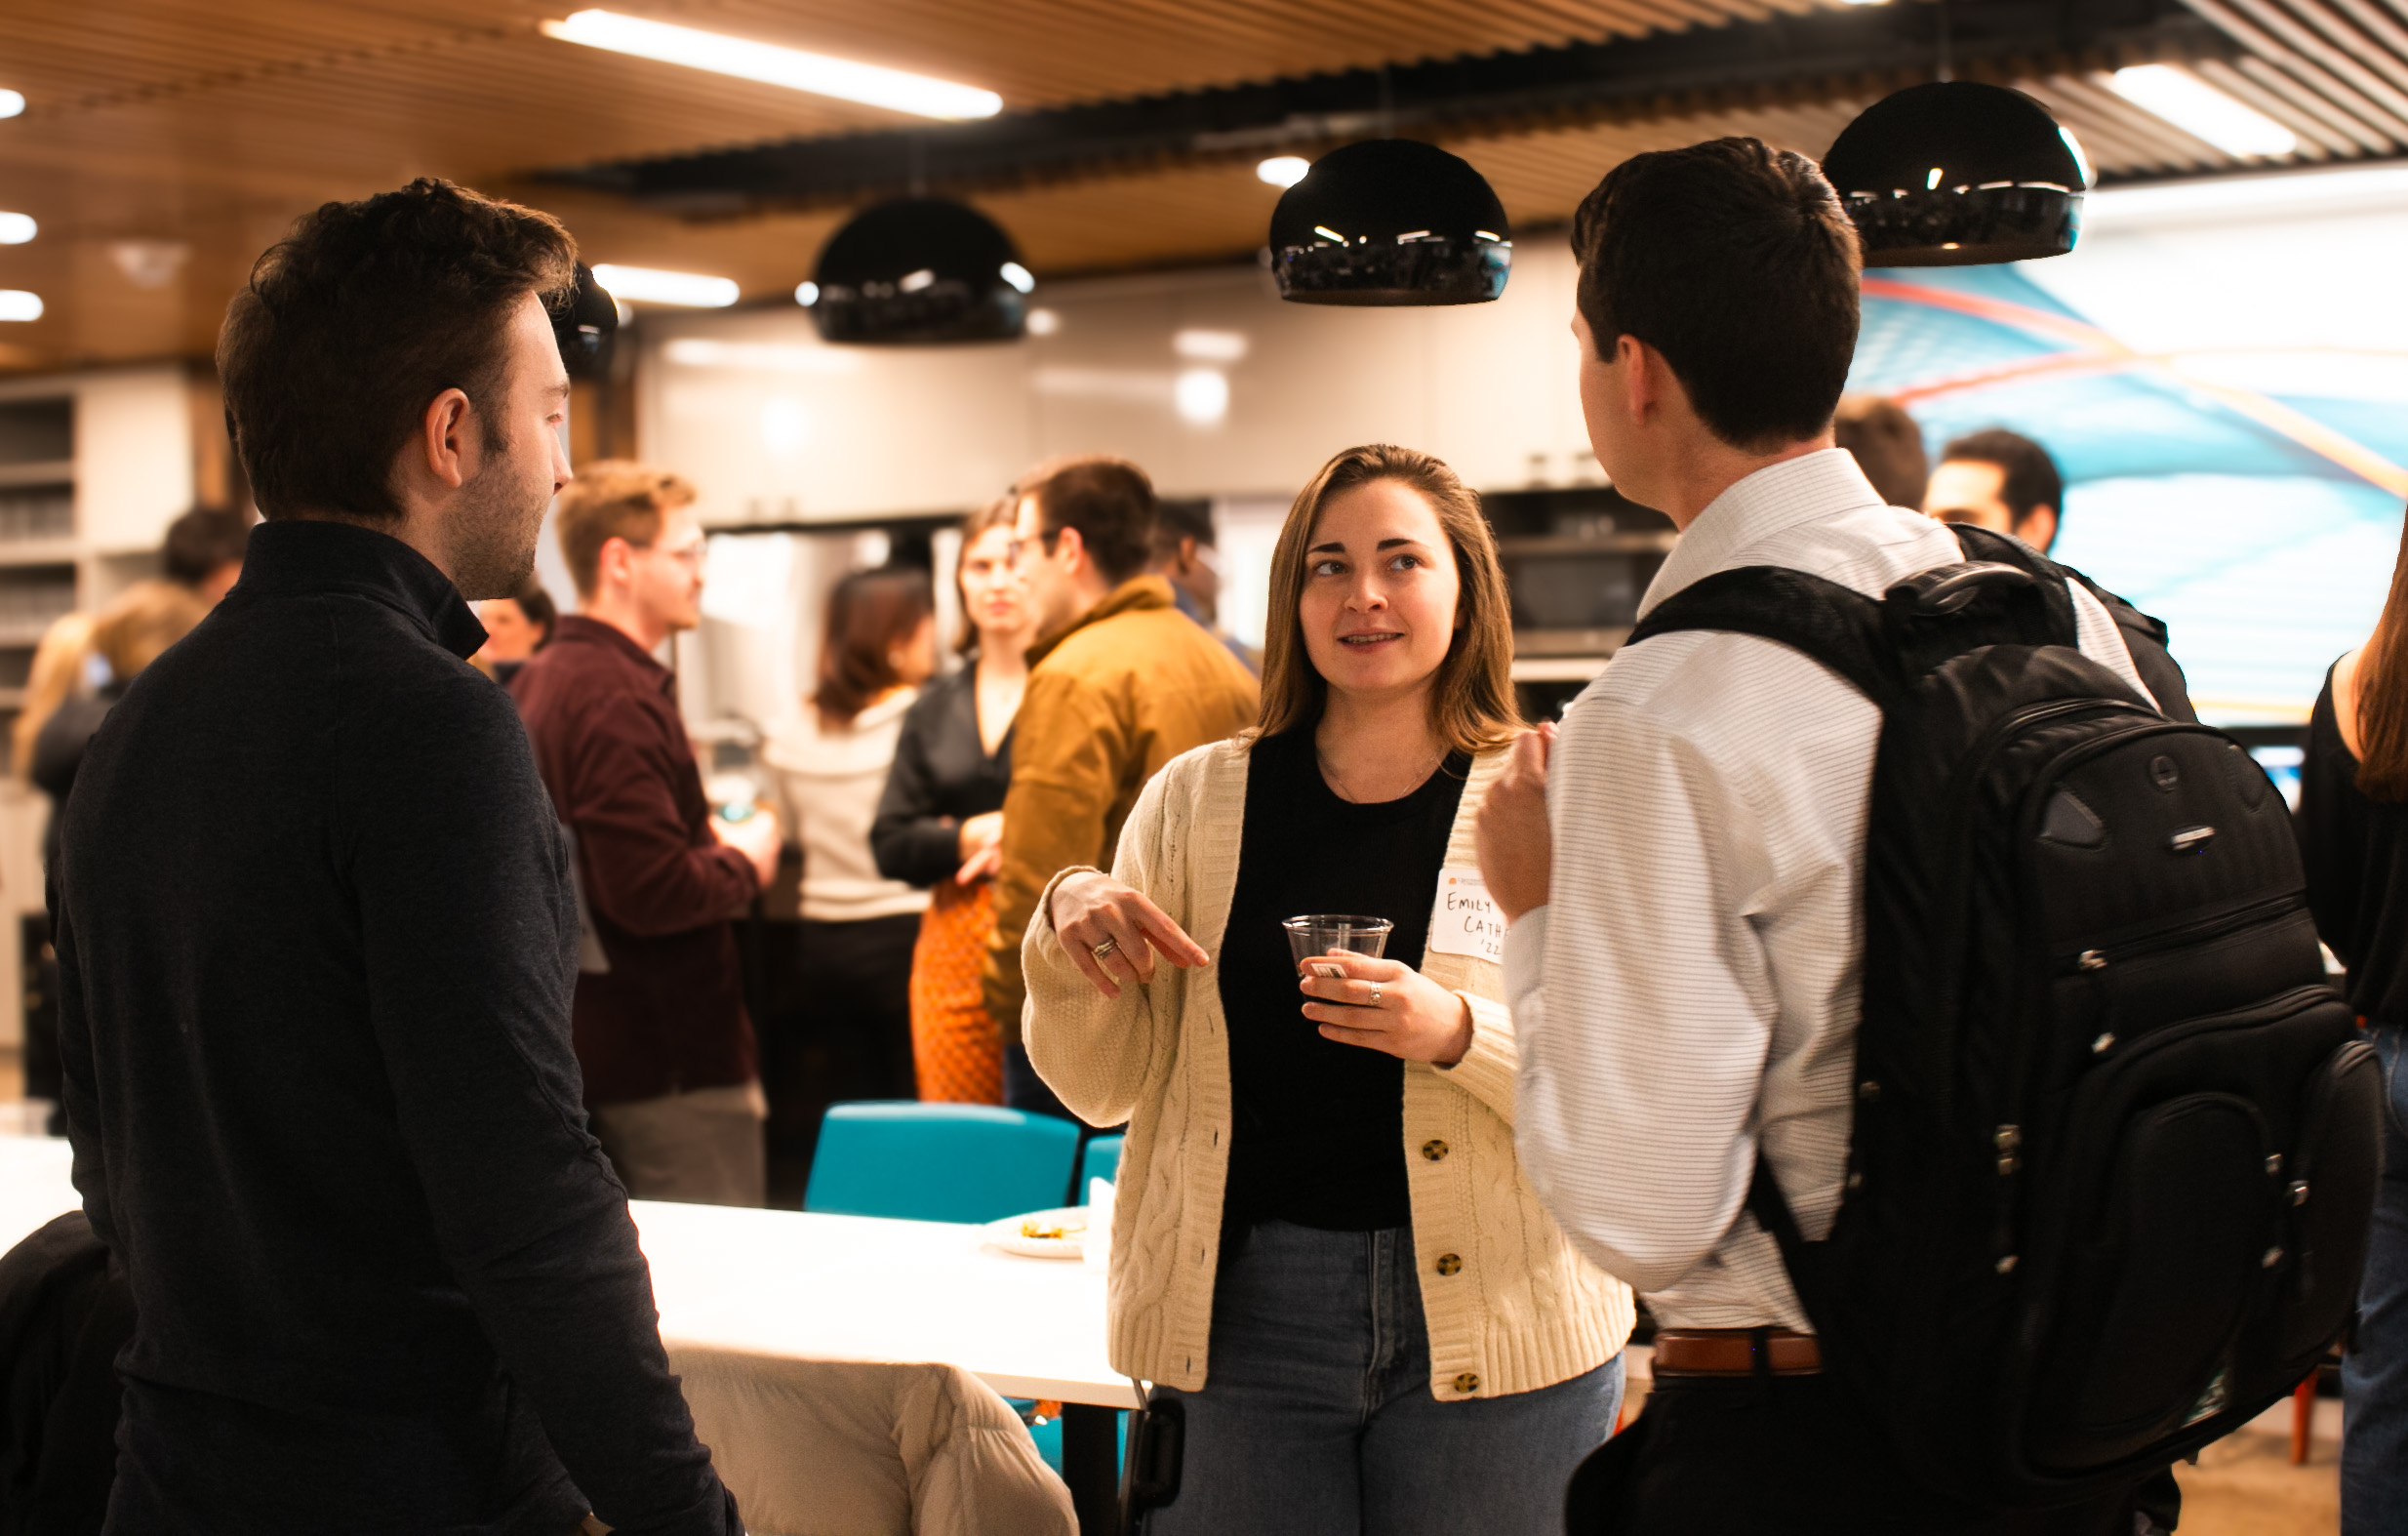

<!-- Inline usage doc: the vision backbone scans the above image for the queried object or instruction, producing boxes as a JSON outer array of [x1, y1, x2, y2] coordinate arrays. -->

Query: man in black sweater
[[50, 180, 740, 1534]]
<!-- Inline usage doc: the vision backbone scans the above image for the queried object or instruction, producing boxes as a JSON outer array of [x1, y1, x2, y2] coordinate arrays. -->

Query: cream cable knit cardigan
[[1023, 738, 1634, 1400]]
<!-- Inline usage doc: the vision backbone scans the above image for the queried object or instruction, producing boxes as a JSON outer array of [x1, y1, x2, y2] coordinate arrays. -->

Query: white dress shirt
[[1504, 450, 2151, 1331]]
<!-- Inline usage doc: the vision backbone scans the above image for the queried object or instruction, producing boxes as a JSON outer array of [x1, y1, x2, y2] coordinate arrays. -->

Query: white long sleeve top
[[1504, 449, 2153, 1331]]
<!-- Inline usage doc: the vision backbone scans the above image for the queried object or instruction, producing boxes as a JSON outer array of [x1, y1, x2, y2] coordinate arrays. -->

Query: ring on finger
[[1369, 984, 1383, 1007], [1092, 937, 1119, 962]]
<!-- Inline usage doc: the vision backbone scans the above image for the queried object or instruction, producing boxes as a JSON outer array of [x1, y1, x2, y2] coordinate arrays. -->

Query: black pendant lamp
[[553, 263, 619, 381], [1821, 82, 2088, 266], [1268, 140, 1511, 306], [801, 198, 1031, 344]]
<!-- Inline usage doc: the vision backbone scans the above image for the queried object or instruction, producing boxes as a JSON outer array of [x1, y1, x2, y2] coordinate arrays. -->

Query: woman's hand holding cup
[[1050, 870, 1209, 999], [1299, 952, 1473, 1065]]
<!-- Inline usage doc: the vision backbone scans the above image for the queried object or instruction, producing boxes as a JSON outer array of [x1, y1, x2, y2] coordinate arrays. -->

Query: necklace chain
[[1318, 744, 1443, 804]]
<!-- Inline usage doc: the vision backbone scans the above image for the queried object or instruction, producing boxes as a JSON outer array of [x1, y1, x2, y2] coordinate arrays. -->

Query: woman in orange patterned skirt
[[869, 499, 1033, 1103]]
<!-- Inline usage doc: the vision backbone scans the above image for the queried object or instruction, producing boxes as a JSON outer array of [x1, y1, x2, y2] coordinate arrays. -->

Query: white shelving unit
[[0, 366, 199, 1056]]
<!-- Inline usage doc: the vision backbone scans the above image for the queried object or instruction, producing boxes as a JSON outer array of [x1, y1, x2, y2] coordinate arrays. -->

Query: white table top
[[0, 1134, 1137, 1411]]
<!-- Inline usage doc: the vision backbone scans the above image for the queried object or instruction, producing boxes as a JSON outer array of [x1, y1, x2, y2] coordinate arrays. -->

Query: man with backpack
[[1479, 139, 2373, 1530]]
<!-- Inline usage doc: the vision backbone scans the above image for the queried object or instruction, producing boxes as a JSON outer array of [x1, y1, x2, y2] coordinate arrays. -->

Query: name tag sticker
[[1428, 867, 1504, 963]]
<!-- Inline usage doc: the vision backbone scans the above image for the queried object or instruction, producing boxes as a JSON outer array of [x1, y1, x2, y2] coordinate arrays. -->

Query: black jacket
[[52, 521, 737, 1536], [870, 661, 1013, 887]]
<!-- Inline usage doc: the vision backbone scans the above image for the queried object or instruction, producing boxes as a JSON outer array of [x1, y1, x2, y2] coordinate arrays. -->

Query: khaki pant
[[590, 1080, 768, 1208]]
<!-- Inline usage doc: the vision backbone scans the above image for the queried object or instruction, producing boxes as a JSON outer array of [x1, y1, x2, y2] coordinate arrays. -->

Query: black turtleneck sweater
[[52, 520, 737, 1536]]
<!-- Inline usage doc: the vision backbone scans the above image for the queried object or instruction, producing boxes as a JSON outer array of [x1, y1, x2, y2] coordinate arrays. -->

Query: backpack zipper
[[2056, 893, 2308, 978]]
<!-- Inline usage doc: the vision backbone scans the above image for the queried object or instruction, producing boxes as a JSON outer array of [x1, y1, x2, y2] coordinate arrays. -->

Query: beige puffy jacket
[[1023, 738, 1633, 1401]]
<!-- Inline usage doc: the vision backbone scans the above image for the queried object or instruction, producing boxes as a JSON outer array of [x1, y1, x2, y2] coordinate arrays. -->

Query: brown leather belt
[[1652, 1328, 1824, 1377]]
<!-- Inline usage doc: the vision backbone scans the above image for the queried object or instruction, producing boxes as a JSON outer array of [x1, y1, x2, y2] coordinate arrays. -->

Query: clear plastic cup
[[1283, 915, 1393, 981]]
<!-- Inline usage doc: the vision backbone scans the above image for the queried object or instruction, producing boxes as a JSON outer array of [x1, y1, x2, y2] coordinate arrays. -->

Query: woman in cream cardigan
[[1023, 444, 1634, 1534]]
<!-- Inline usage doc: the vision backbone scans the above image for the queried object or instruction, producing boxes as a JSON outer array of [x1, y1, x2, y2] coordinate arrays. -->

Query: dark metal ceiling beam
[[534, 0, 2229, 215]]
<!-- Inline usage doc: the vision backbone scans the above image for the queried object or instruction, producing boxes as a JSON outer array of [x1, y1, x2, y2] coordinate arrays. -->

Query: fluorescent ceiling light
[[2108, 64, 2298, 158], [590, 263, 739, 307], [0, 291, 42, 322], [1174, 328, 1248, 362], [1257, 156, 1310, 188], [0, 91, 21, 120], [662, 337, 856, 374], [0, 213, 32, 245], [540, 10, 1000, 120]]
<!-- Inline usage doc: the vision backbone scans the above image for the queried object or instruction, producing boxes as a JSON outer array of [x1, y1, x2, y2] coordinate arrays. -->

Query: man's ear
[[2020, 505, 2060, 553], [1618, 333, 1657, 430], [417, 387, 474, 492], [1054, 524, 1087, 575]]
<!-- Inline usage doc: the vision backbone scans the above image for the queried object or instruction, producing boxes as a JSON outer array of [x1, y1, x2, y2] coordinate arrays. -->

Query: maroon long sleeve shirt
[[511, 616, 760, 1107]]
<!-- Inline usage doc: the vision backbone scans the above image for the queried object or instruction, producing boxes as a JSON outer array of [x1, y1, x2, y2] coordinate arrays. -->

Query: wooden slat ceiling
[[0, 0, 2383, 372]]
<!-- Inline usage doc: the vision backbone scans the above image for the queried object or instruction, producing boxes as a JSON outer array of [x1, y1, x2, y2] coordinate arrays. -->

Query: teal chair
[[804, 1103, 1080, 1225], [1077, 1135, 1125, 1203]]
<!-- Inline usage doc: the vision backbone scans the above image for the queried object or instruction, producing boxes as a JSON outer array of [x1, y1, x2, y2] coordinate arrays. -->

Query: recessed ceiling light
[[589, 263, 740, 307], [1174, 368, 1229, 425], [0, 291, 43, 322], [999, 261, 1035, 294], [2108, 64, 2298, 158], [0, 213, 32, 245], [1257, 156, 1310, 188], [0, 91, 22, 120], [540, 10, 1000, 120], [794, 280, 821, 306]]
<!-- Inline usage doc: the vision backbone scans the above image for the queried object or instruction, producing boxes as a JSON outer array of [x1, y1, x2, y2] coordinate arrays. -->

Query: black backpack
[[1625, 524, 2382, 1505]]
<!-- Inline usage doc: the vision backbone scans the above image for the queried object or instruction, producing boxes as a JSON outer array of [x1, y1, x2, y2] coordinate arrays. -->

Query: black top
[[2299, 663, 2408, 1028], [871, 659, 1014, 887], [52, 521, 736, 1536], [1219, 728, 1470, 1233]]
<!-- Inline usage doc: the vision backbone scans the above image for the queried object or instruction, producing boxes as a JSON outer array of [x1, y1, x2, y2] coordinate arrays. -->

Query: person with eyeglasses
[[512, 460, 783, 1206], [983, 457, 1260, 1118]]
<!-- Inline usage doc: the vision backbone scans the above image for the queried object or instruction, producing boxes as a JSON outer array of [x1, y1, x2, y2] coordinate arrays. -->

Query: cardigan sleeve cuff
[[1433, 991, 1519, 1124], [1023, 865, 1106, 984]]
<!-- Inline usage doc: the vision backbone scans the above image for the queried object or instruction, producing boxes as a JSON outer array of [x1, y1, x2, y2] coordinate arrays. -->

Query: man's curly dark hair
[[218, 178, 577, 524]]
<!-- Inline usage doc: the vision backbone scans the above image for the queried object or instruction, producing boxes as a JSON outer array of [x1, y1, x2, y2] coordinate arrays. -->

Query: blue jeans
[[1147, 1219, 1624, 1536], [2347, 1025, 2408, 1532]]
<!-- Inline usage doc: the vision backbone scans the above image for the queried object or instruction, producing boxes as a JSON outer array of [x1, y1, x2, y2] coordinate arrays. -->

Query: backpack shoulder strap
[[1625, 565, 1898, 707]]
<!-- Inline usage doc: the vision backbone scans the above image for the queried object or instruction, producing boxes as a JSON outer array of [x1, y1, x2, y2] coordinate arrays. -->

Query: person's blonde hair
[[553, 460, 698, 597], [13, 583, 206, 779], [1256, 444, 1521, 756]]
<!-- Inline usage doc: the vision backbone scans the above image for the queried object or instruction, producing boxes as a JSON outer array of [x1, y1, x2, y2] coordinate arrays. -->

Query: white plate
[[986, 1206, 1088, 1260]]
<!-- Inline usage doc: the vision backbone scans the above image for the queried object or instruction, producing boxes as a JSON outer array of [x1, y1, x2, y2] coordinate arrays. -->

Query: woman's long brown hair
[[1255, 444, 1522, 756], [2357, 516, 2408, 799], [812, 566, 933, 729]]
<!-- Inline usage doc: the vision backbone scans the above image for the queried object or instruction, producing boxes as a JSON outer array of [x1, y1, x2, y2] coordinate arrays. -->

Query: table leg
[[1063, 1402, 1119, 1535]]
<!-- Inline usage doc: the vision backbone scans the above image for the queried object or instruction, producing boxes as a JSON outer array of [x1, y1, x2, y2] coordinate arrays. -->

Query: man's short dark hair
[[1940, 428, 2064, 526], [1572, 139, 1862, 449], [218, 178, 577, 524], [1024, 457, 1155, 586], [163, 506, 253, 586], [1833, 395, 1929, 509], [1151, 498, 1216, 561]]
